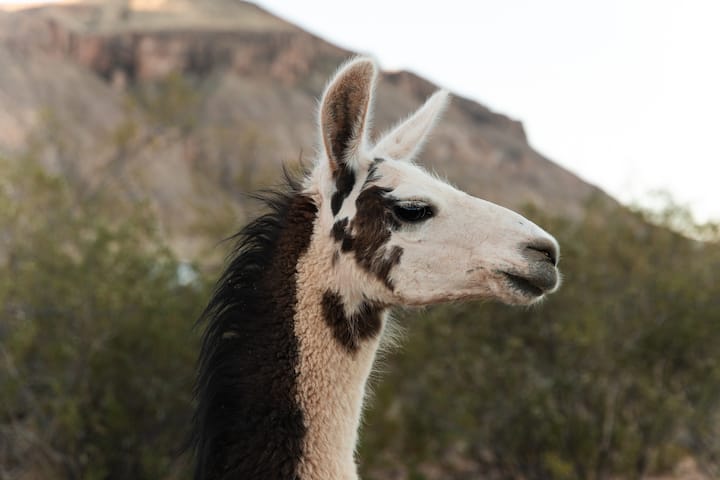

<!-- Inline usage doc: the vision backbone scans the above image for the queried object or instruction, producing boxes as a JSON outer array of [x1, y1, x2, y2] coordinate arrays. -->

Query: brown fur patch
[[321, 290, 384, 353], [339, 185, 403, 290], [362, 157, 384, 187], [331, 167, 356, 216], [331, 217, 349, 242]]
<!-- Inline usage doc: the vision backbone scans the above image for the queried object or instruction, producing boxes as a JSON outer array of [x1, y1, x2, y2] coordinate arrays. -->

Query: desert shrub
[[0, 157, 208, 480]]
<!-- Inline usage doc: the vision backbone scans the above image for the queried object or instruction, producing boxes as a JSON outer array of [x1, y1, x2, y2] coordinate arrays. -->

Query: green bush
[[0, 157, 208, 479]]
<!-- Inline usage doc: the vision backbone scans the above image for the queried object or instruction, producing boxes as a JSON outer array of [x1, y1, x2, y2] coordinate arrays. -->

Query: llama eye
[[393, 203, 434, 223]]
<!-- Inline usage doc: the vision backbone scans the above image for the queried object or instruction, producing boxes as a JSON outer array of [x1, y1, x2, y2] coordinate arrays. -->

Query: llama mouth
[[501, 271, 546, 297]]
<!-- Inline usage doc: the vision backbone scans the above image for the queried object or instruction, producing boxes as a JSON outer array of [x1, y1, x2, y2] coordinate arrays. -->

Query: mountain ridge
[[0, 0, 610, 259]]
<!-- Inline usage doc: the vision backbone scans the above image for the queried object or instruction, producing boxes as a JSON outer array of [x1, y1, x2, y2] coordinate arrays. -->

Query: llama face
[[307, 58, 559, 308], [355, 158, 559, 306]]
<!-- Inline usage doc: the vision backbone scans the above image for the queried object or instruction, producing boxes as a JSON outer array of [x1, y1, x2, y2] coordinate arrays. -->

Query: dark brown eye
[[393, 203, 434, 223]]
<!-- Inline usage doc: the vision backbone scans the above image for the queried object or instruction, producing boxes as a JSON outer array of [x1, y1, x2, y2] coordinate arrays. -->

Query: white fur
[[373, 89, 449, 162], [294, 234, 385, 480]]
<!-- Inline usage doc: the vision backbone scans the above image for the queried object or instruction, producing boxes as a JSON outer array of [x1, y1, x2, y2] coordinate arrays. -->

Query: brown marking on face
[[362, 157, 384, 188], [348, 185, 403, 290], [321, 290, 384, 354], [331, 217, 349, 242], [331, 167, 356, 216], [329, 175, 404, 290]]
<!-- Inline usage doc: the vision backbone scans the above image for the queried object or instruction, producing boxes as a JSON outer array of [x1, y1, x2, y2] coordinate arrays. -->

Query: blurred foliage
[[0, 155, 208, 480], [360, 199, 720, 480], [132, 72, 202, 136], [632, 190, 720, 242]]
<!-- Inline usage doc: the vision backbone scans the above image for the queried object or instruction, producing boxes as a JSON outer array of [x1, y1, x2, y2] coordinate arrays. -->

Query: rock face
[[0, 0, 607, 258], [5, 1, 332, 84]]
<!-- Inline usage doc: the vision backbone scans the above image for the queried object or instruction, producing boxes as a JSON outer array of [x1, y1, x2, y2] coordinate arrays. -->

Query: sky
[[2, 0, 719, 222], [255, 0, 720, 222]]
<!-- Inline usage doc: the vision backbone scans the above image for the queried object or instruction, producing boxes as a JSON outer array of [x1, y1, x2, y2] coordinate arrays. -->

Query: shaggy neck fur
[[191, 174, 384, 480]]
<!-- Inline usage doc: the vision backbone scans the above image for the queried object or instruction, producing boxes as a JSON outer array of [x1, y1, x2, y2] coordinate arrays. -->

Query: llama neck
[[193, 192, 386, 480], [293, 234, 388, 480]]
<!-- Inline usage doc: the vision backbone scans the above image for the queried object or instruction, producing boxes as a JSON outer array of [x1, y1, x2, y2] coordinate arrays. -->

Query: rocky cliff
[[0, 0, 607, 258]]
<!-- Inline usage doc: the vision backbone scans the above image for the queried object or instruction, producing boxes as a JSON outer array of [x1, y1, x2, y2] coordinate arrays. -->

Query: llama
[[191, 58, 560, 480]]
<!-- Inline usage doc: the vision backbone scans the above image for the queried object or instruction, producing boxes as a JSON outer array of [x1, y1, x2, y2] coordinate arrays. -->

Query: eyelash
[[392, 202, 434, 223]]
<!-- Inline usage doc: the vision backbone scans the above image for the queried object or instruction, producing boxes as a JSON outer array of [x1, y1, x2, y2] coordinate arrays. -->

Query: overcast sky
[[255, 0, 720, 222], [3, 0, 719, 221]]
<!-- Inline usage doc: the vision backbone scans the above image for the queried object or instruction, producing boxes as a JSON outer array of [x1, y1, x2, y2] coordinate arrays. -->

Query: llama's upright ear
[[320, 57, 377, 174], [373, 89, 450, 162]]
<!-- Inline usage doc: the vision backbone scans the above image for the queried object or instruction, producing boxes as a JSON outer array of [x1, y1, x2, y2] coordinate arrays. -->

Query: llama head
[[305, 57, 560, 308]]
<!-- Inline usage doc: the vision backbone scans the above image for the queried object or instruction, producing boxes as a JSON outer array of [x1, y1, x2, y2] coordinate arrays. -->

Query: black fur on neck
[[191, 168, 317, 480]]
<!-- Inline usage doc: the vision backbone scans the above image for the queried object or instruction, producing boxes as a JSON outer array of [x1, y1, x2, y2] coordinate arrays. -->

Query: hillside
[[0, 0, 607, 259]]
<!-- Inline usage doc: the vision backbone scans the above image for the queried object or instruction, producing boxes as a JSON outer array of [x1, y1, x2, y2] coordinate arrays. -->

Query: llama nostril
[[526, 241, 558, 266]]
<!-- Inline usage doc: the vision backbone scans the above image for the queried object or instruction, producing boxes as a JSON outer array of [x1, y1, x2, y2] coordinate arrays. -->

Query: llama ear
[[373, 89, 450, 162], [320, 57, 377, 174]]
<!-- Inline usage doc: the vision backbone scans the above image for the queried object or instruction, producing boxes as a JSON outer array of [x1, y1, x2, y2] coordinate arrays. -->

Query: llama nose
[[525, 240, 559, 267]]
